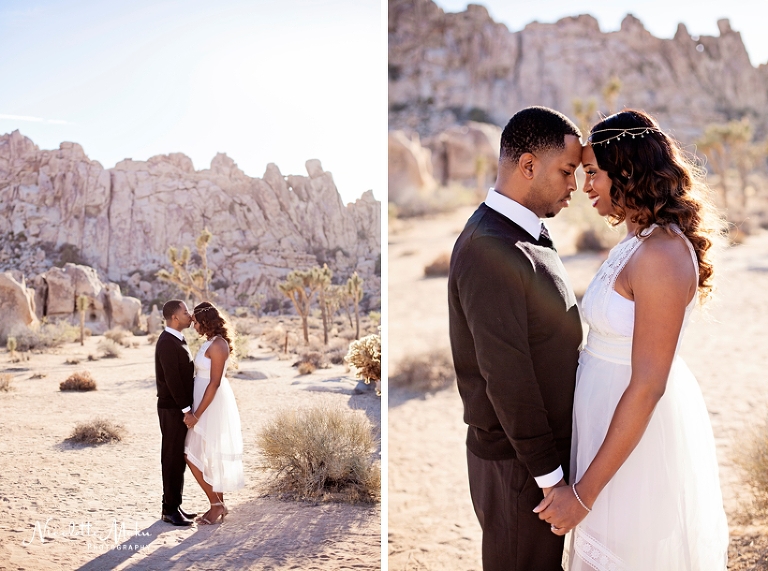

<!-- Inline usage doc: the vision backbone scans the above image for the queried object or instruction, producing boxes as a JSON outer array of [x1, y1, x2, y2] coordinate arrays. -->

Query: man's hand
[[534, 482, 590, 536], [542, 477, 566, 498], [183, 412, 198, 428]]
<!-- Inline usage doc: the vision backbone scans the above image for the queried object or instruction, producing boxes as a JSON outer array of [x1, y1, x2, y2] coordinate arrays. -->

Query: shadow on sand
[[76, 497, 377, 570]]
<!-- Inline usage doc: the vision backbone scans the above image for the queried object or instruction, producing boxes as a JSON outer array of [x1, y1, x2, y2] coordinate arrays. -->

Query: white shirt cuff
[[534, 466, 564, 488], [181, 406, 191, 413]]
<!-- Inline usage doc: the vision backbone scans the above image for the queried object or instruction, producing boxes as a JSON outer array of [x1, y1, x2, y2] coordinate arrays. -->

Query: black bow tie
[[539, 224, 555, 249]]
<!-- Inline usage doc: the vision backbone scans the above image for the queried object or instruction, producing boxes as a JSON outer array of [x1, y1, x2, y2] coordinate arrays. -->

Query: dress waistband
[[583, 330, 632, 365]]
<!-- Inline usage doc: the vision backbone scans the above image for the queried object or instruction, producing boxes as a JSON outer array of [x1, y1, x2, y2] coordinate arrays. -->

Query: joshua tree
[[346, 272, 364, 340], [76, 294, 89, 346], [6, 336, 17, 359], [315, 264, 333, 346], [278, 269, 321, 344], [602, 76, 622, 115], [696, 119, 759, 210], [572, 97, 598, 136], [157, 228, 214, 303]]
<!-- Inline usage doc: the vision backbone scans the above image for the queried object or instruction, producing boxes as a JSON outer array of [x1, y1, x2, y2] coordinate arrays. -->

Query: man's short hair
[[500, 106, 581, 165], [162, 300, 185, 321]]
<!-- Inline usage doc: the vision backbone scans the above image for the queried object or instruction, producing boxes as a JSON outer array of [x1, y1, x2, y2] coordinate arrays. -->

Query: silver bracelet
[[572, 483, 592, 513]]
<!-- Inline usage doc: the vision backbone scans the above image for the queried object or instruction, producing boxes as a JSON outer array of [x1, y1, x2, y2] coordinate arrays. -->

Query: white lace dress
[[184, 337, 245, 493], [564, 224, 728, 571]]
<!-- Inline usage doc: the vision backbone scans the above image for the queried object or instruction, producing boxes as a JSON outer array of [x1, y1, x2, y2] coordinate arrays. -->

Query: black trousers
[[467, 449, 565, 571], [158, 407, 188, 513]]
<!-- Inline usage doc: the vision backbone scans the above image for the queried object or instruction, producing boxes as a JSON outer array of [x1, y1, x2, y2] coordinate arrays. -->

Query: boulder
[[388, 131, 436, 204], [0, 272, 38, 338]]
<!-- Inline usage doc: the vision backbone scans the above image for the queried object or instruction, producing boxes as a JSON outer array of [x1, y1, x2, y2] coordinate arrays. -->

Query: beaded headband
[[193, 306, 216, 316], [588, 126, 664, 146]]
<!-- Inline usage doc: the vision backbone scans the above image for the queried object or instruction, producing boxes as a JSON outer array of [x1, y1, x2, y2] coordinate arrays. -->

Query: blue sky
[[0, 0, 383, 204], [434, 0, 768, 67]]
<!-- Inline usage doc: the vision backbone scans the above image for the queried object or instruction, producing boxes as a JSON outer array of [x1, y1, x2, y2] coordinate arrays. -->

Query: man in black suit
[[156, 299, 197, 526], [448, 107, 584, 570]]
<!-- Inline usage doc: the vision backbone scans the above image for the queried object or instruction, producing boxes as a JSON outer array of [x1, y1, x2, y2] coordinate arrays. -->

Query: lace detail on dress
[[573, 528, 627, 571]]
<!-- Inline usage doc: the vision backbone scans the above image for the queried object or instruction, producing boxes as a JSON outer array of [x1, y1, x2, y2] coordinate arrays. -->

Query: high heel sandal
[[197, 495, 228, 525]]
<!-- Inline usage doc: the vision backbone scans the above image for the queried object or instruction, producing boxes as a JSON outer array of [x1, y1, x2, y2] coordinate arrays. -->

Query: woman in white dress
[[183, 301, 245, 524], [534, 110, 728, 569]]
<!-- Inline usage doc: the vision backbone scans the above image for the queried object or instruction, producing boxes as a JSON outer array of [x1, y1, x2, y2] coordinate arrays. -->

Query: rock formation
[[389, 0, 768, 141], [0, 271, 38, 338], [0, 132, 381, 310], [32, 263, 141, 334]]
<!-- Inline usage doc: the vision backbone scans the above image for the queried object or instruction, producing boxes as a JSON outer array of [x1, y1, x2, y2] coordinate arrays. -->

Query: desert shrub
[[294, 351, 327, 371], [234, 334, 251, 361], [0, 374, 13, 392], [65, 358, 81, 365], [391, 349, 455, 391], [368, 311, 381, 327], [736, 413, 768, 515], [298, 362, 316, 375], [257, 404, 380, 502], [87, 354, 98, 361], [147, 333, 158, 344], [6, 336, 17, 353], [98, 339, 122, 358], [66, 418, 125, 444], [5, 321, 79, 351], [60, 371, 97, 391], [104, 328, 133, 347], [424, 252, 451, 277], [345, 334, 381, 385], [30, 373, 46, 379], [575, 228, 612, 252]]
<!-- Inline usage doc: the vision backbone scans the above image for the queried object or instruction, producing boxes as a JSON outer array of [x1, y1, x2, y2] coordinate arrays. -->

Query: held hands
[[534, 481, 591, 536], [183, 411, 199, 428]]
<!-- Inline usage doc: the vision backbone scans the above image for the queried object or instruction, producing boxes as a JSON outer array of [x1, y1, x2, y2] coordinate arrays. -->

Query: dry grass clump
[[294, 351, 328, 375], [30, 373, 47, 379], [391, 349, 456, 391], [66, 418, 125, 445], [735, 413, 768, 516], [104, 328, 134, 347], [98, 338, 123, 358], [424, 252, 451, 277], [257, 404, 380, 502], [60, 371, 97, 391], [147, 333, 158, 344], [4, 321, 79, 351], [0, 373, 13, 392], [298, 362, 316, 375], [65, 358, 81, 365]]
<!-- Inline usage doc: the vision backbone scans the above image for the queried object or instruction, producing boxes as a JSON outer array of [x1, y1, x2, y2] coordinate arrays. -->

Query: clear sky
[[0, 0, 383, 204], [434, 0, 768, 67]]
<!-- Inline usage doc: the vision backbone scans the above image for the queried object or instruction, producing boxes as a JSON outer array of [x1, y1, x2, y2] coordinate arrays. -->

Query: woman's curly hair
[[589, 109, 724, 300], [193, 301, 233, 353]]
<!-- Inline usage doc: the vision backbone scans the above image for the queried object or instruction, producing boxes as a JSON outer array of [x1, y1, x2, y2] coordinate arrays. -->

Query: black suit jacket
[[448, 204, 583, 480], [155, 330, 195, 410]]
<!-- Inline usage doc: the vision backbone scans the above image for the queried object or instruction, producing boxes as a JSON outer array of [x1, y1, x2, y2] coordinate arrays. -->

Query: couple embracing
[[449, 107, 729, 570], [155, 300, 245, 526]]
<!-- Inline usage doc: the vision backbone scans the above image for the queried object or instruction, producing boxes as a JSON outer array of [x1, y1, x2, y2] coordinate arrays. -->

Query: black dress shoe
[[179, 507, 198, 519], [161, 508, 193, 526]]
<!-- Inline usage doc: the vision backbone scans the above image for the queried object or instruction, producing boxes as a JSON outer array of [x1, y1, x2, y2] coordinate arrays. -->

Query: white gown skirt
[[184, 374, 245, 493], [565, 350, 728, 571]]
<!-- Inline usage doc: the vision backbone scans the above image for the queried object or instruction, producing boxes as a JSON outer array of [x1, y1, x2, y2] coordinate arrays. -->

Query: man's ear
[[518, 153, 535, 180]]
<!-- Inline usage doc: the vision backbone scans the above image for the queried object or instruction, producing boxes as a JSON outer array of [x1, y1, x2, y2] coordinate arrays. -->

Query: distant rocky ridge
[[389, 0, 768, 140], [0, 131, 381, 312]]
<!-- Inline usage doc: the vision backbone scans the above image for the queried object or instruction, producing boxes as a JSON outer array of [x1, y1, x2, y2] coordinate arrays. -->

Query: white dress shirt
[[164, 326, 191, 414], [483, 188, 563, 489]]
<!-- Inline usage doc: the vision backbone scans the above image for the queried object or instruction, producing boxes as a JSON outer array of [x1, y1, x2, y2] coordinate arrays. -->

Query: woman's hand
[[533, 484, 590, 536]]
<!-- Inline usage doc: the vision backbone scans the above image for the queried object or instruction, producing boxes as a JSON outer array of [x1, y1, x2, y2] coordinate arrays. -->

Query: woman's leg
[[185, 455, 227, 522]]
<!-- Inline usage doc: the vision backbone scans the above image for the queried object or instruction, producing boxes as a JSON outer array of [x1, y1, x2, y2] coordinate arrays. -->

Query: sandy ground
[[0, 334, 381, 571], [388, 205, 768, 570]]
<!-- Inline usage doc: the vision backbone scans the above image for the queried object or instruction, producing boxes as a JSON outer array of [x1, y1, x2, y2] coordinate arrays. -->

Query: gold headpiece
[[588, 126, 663, 146], [193, 306, 216, 315]]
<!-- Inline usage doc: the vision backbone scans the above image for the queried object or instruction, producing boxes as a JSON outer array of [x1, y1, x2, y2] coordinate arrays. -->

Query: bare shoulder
[[209, 336, 230, 355], [629, 227, 696, 290]]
